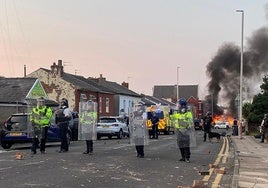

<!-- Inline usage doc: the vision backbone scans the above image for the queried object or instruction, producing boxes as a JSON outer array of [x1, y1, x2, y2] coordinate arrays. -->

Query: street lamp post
[[176, 66, 180, 101], [236, 9, 244, 138]]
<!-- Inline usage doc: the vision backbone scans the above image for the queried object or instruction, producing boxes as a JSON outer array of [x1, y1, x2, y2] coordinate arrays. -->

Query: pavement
[[231, 134, 268, 188]]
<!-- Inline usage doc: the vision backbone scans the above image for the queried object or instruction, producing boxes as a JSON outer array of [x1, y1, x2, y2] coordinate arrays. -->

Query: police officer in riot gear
[[30, 97, 52, 154], [55, 98, 72, 153], [151, 112, 159, 139], [174, 98, 194, 163], [129, 103, 148, 158], [80, 100, 97, 155], [202, 111, 213, 142], [260, 113, 268, 143]]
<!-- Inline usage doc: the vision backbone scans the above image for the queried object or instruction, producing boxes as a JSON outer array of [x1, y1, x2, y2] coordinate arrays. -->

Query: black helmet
[[177, 98, 187, 107], [60, 98, 69, 107], [87, 100, 94, 105], [87, 100, 95, 111]]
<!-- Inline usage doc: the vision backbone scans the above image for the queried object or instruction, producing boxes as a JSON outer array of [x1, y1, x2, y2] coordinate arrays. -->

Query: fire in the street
[[213, 115, 234, 125]]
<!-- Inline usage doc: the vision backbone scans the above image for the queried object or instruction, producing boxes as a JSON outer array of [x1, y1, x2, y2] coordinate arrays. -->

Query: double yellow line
[[202, 137, 230, 187]]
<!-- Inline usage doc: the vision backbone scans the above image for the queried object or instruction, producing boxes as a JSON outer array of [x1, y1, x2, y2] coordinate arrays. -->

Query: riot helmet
[[87, 100, 95, 112], [36, 97, 45, 107], [134, 102, 145, 116], [60, 98, 69, 108], [178, 98, 187, 107]]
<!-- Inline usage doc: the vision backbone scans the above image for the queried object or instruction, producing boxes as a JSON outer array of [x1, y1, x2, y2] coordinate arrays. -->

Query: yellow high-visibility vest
[[30, 106, 52, 127], [174, 111, 193, 129]]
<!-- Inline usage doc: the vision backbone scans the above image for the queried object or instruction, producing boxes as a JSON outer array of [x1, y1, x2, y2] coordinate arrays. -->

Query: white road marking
[[23, 161, 45, 166]]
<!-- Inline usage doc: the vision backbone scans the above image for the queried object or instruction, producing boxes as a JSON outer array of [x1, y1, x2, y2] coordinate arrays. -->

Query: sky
[[0, 0, 267, 98]]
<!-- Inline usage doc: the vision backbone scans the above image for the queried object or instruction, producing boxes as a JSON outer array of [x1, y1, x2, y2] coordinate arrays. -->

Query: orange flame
[[213, 115, 234, 125]]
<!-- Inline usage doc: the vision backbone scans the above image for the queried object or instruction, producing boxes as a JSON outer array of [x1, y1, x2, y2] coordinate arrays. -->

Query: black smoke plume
[[205, 26, 268, 117]]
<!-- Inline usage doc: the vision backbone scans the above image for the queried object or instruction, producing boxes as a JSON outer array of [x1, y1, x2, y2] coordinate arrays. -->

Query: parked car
[[214, 121, 229, 129], [0, 113, 73, 149], [97, 116, 129, 139]]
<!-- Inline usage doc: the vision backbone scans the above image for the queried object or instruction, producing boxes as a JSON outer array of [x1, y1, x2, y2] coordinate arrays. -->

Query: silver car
[[214, 121, 229, 129], [97, 116, 129, 139]]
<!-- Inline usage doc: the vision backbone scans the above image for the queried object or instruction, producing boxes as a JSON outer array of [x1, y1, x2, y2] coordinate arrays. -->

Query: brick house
[[187, 96, 203, 119], [89, 74, 141, 116], [27, 60, 141, 117]]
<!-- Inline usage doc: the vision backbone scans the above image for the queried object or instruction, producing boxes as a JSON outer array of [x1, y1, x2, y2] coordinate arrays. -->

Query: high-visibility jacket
[[80, 112, 97, 124], [170, 112, 179, 128], [30, 106, 52, 127], [174, 111, 193, 129]]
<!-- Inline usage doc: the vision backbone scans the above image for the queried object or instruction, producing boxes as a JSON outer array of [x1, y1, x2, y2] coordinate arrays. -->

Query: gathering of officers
[[29, 97, 198, 163]]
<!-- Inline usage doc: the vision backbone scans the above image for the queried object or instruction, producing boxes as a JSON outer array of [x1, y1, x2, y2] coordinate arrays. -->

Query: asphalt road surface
[[0, 129, 234, 188]]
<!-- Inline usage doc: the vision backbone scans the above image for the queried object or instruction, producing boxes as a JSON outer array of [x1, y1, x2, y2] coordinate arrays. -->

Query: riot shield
[[78, 101, 97, 141], [129, 104, 149, 146], [175, 118, 196, 148], [27, 104, 35, 138], [27, 103, 48, 140]]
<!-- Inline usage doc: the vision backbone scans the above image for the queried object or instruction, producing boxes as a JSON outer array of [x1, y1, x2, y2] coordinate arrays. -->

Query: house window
[[105, 98, 110, 113], [80, 94, 87, 102], [99, 97, 102, 113]]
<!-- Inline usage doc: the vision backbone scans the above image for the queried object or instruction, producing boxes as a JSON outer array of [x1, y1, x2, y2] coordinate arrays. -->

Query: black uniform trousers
[[151, 124, 158, 139], [85, 140, 93, 153], [59, 122, 69, 151], [31, 126, 48, 153], [203, 130, 211, 141], [179, 147, 190, 160], [135, 145, 144, 157], [261, 128, 268, 142]]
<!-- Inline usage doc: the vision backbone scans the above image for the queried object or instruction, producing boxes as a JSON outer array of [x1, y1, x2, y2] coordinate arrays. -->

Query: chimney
[[51, 62, 57, 74], [50, 60, 64, 77], [97, 74, 106, 83], [58, 60, 64, 77], [24, 65, 26, 77], [121, 81, 129, 89]]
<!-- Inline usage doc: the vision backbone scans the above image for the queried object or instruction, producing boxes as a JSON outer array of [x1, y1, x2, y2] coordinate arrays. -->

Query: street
[[0, 130, 234, 188]]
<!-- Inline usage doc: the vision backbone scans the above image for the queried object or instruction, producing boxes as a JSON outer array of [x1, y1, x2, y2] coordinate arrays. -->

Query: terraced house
[[27, 60, 141, 117]]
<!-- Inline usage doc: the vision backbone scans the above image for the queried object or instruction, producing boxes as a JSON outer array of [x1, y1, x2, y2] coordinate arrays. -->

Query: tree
[[244, 75, 268, 126], [242, 102, 251, 120]]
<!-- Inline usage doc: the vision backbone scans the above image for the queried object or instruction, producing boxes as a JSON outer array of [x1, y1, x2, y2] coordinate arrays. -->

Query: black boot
[[83, 140, 93, 154]]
